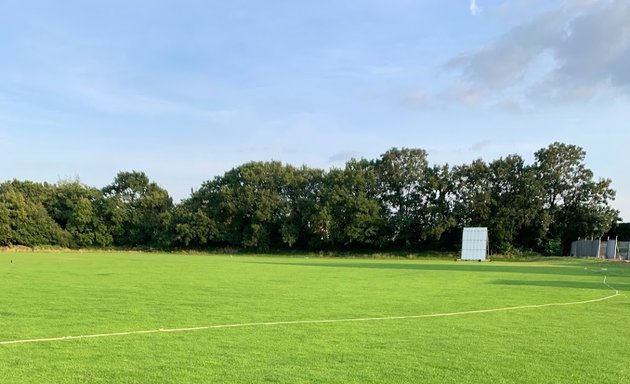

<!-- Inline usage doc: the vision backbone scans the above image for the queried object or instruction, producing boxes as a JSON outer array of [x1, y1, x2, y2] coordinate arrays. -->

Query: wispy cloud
[[69, 82, 250, 125], [470, 0, 482, 16], [494, 97, 525, 114], [439, 85, 484, 107], [448, 0, 630, 107]]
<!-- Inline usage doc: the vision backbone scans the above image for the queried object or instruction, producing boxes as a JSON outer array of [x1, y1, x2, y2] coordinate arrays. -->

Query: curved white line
[[0, 276, 622, 346]]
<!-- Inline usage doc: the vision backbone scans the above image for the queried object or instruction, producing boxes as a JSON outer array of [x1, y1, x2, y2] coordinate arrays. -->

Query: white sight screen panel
[[461, 227, 488, 261]]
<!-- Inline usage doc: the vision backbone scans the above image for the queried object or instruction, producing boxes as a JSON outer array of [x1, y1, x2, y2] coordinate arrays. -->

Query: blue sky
[[2, 0, 629, 219]]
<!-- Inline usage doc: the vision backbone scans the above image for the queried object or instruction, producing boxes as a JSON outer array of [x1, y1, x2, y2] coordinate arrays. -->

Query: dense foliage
[[0, 143, 619, 254]]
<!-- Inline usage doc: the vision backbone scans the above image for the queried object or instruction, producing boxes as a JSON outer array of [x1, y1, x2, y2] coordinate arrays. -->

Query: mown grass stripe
[[1, 276, 620, 346]]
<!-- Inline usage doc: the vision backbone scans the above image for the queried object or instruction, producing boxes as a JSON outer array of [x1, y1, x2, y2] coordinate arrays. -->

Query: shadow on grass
[[244, 260, 620, 277], [491, 279, 630, 291]]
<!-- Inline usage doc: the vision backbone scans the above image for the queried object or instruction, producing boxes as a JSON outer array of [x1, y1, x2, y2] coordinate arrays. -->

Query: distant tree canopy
[[606, 223, 630, 241], [0, 143, 620, 255]]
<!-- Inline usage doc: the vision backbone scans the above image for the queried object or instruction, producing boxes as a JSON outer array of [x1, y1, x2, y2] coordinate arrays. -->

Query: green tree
[[279, 166, 326, 248], [180, 162, 301, 250], [317, 159, 385, 249], [375, 148, 431, 247], [0, 199, 12, 245], [486, 155, 545, 253], [0, 183, 69, 247], [172, 197, 220, 248], [534, 142, 618, 254], [102, 171, 174, 248], [48, 179, 113, 248], [451, 159, 492, 228], [605, 222, 630, 241], [423, 164, 457, 245]]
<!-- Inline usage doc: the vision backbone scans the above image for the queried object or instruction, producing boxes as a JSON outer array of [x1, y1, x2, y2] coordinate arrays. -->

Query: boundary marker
[[0, 276, 623, 346]]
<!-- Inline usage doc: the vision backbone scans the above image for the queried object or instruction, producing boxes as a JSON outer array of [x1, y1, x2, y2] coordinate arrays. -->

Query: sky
[[1, 0, 629, 219]]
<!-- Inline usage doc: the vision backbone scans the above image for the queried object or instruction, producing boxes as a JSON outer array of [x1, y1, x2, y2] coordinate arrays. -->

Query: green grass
[[1, 252, 629, 383]]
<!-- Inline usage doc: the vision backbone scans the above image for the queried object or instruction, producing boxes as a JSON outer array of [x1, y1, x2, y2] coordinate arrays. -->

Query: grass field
[[1, 252, 629, 383]]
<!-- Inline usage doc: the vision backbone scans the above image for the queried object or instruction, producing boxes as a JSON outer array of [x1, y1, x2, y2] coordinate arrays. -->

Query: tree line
[[0, 142, 619, 255]]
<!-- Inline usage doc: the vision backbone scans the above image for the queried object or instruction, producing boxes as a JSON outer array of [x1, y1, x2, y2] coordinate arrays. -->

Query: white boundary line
[[0, 276, 623, 346], [602, 275, 619, 294]]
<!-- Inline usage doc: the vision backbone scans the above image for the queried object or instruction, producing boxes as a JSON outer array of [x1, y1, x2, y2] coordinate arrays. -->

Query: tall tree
[[316, 159, 385, 248], [486, 155, 545, 253], [179, 162, 299, 250], [451, 159, 492, 229], [0, 200, 10, 245], [279, 166, 326, 248], [0, 183, 69, 247], [226, 162, 290, 249], [534, 142, 618, 254], [375, 148, 432, 247], [0, 142, 619, 254], [48, 179, 113, 247], [102, 171, 173, 248], [172, 200, 219, 248], [423, 164, 457, 245]]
